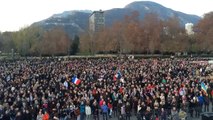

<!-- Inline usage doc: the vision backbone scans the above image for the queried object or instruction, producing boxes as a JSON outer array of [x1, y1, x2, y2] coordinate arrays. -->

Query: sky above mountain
[[0, 0, 212, 32]]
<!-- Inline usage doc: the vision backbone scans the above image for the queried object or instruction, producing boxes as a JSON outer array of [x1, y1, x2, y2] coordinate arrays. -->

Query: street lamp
[[11, 48, 14, 60]]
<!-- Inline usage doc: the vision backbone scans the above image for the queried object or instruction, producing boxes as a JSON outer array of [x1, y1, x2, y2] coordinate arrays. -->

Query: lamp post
[[11, 48, 14, 60], [88, 30, 94, 56]]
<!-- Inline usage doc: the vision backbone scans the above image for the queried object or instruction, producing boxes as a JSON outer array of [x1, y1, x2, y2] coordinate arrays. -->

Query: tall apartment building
[[89, 10, 105, 32]]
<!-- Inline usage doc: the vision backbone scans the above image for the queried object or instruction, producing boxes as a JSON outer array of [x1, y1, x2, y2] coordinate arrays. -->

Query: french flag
[[201, 82, 207, 94], [113, 71, 122, 81], [72, 76, 81, 85]]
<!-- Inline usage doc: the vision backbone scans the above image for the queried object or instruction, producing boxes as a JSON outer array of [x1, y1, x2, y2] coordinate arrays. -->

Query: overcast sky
[[0, 0, 212, 32]]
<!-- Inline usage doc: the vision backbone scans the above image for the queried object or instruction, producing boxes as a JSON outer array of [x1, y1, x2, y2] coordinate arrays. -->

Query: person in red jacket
[[108, 100, 113, 118], [42, 111, 49, 120], [99, 98, 104, 107]]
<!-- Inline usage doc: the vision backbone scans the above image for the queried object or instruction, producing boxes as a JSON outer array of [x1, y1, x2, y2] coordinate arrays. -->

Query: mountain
[[32, 1, 201, 37], [33, 10, 92, 37], [124, 1, 200, 24]]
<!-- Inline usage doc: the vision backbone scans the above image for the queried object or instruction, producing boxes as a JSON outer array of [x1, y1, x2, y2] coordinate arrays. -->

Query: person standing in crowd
[[9, 106, 15, 120], [80, 101, 86, 120], [85, 103, 91, 120], [112, 97, 118, 117], [188, 97, 195, 118], [2, 110, 10, 120], [194, 96, 200, 118], [15, 111, 23, 120], [160, 108, 167, 120], [140, 101, 147, 120], [198, 93, 204, 114], [212, 89, 213, 112], [153, 100, 160, 119], [180, 99, 188, 113], [0, 105, 3, 120], [42, 111, 49, 120], [203, 94, 210, 112], [144, 106, 152, 120], [125, 102, 131, 120], [121, 103, 126, 118], [69, 102, 76, 119], [137, 101, 142, 120], [107, 100, 113, 118], [74, 107, 80, 120], [178, 109, 187, 120], [36, 110, 43, 120], [101, 101, 108, 120], [92, 100, 99, 120], [171, 107, 179, 120]]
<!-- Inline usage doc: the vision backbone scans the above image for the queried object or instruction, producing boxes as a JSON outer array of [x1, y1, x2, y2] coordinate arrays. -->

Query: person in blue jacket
[[101, 101, 108, 120], [197, 93, 204, 116], [80, 101, 85, 120]]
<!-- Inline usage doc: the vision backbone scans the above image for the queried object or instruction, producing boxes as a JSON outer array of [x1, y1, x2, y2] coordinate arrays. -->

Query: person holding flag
[[113, 70, 122, 81], [71, 76, 81, 85], [201, 82, 208, 95], [201, 82, 211, 112]]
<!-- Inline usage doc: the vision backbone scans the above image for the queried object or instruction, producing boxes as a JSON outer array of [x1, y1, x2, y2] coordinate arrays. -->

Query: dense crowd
[[0, 57, 213, 120]]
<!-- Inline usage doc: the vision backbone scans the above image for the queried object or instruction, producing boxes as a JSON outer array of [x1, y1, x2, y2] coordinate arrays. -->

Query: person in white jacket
[[85, 104, 91, 120], [36, 110, 43, 120]]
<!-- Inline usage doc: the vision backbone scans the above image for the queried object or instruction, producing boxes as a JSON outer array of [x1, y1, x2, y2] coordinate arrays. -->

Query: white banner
[[208, 60, 213, 64]]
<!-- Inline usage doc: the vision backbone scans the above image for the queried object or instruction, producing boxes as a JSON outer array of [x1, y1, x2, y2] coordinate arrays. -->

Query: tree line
[[0, 11, 212, 56], [0, 27, 80, 56], [80, 11, 213, 55]]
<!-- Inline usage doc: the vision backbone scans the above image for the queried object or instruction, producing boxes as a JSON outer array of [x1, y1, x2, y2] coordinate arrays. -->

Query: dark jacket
[[92, 104, 99, 115], [145, 111, 152, 120], [2, 114, 10, 120], [125, 104, 131, 114]]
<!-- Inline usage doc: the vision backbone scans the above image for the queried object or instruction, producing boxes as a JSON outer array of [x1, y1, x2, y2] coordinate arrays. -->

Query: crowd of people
[[0, 57, 213, 120]]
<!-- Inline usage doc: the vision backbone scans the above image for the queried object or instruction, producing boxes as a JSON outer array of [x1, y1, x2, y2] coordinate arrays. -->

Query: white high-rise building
[[89, 10, 105, 32], [185, 23, 194, 35]]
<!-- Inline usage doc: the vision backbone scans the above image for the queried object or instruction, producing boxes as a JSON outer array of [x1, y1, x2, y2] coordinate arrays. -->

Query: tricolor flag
[[179, 88, 185, 96], [113, 71, 122, 81], [201, 82, 207, 94], [72, 76, 81, 85], [63, 81, 68, 88], [6, 75, 11, 81]]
